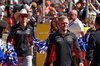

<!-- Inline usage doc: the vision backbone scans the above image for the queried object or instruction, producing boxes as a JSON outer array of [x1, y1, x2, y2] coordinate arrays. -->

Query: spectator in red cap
[[46, 1, 51, 6], [45, 1, 56, 16]]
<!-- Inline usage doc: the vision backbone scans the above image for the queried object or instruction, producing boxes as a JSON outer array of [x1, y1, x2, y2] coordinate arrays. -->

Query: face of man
[[69, 12, 75, 20], [58, 18, 69, 32], [19, 14, 28, 24], [81, 0, 86, 8]]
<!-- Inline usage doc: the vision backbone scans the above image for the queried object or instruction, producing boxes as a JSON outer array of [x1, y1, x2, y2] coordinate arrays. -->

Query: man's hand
[[89, 0, 91, 3], [31, 45, 33, 59], [85, 60, 91, 66], [89, 0, 91, 6], [31, 55, 33, 59], [7, 42, 11, 47], [79, 63, 84, 66]]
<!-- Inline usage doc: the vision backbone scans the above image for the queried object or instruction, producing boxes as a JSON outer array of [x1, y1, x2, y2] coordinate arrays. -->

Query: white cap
[[13, 0, 18, 3]]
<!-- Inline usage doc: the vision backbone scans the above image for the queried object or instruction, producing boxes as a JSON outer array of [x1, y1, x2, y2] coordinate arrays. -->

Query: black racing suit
[[85, 28, 100, 66], [6, 23, 34, 57], [45, 30, 83, 66]]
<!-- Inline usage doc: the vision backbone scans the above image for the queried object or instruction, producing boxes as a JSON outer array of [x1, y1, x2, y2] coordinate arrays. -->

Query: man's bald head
[[69, 10, 78, 20], [70, 10, 78, 16]]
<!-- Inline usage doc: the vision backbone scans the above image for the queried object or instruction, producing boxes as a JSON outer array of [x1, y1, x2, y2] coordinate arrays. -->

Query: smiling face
[[51, 19, 57, 28], [58, 17, 69, 32], [81, 0, 86, 8]]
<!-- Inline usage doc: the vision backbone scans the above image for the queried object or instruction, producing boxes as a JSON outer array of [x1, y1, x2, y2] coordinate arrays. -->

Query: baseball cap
[[46, 1, 51, 5]]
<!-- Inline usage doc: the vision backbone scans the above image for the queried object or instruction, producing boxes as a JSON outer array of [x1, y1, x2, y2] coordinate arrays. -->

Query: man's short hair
[[21, 0, 26, 4], [96, 14, 100, 26], [58, 16, 68, 21]]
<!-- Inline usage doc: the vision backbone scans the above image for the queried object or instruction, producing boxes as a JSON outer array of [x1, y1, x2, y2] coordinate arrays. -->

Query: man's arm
[[77, 20, 84, 37], [6, 26, 15, 46], [44, 35, 54, 66], [73, 33, 83, 64], [96, 0, 100, 6], [74, 34, 84, 66], [30, 41, 33, 57], [80, 31, 84, 38], [90, 3, 97, 11], [84, 60, 91, 66], [85, 33, 96, 64], [30, 27, 34, 57], [30, 45, 33, 59]]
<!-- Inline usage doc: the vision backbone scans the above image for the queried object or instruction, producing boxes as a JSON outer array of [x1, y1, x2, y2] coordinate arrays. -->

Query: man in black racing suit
[[44, 16, 83, 66]]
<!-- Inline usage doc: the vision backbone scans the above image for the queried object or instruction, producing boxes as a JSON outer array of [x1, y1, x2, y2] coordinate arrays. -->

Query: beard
[[69, 17, 73, 20], [62, 27, 68, 31], [69, 16, 75, 20]]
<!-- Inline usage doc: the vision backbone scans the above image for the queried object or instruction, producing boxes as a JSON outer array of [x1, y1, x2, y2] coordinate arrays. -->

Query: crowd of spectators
[[0, 0, 100, 66], [0, 0, 100, 32]]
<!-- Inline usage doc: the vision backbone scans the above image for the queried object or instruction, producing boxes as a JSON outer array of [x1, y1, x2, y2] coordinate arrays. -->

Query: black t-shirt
[[79, 8, 86, 21], [12, 4, 22, 14], [5, 4, 13, 17]]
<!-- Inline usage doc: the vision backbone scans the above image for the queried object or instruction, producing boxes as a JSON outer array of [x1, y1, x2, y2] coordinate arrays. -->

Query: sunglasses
[[82, 3, 86, 5], [21, 15, 27, 18], [69, 14, 73, 15]]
